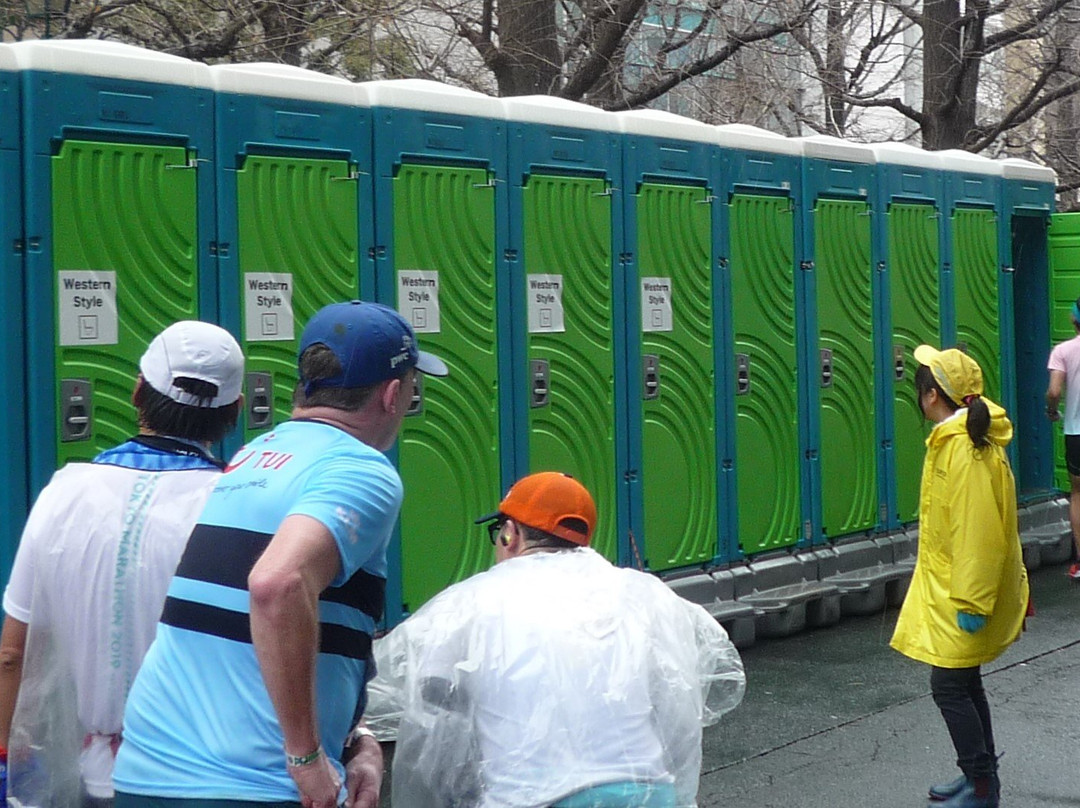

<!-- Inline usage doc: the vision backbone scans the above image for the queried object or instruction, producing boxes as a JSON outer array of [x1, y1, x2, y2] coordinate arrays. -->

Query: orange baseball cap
[[475, 471, 597, 546]]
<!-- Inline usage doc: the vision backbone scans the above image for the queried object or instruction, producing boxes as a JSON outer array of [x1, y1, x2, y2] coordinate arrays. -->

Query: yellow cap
[[913, 344, 983, 404]]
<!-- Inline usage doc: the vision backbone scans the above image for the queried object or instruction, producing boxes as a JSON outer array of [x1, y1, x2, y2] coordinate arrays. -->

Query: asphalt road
[[698, 562, 1080, 808]]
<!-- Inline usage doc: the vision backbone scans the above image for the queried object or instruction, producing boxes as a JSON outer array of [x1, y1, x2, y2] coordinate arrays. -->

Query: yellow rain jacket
[[890, 401, 1029, 668]]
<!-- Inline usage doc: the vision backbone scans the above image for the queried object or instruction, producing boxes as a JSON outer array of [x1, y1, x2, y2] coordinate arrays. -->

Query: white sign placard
[[398, 270, 440, 333], [244, 273, 295, 342], [527, 274, 565, 333], [641, 276, 673, 333], [58, 270, 118, 346]]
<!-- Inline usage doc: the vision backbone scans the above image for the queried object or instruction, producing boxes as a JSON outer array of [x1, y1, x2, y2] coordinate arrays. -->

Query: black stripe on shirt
[[174, 524, 269, 591], [175, 524, 386, 622], [322, 569, 386, 623], [160, 597, 374, 661]]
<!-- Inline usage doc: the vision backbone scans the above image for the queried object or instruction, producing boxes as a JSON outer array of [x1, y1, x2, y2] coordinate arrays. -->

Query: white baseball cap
[[140, 321, 244, 408]]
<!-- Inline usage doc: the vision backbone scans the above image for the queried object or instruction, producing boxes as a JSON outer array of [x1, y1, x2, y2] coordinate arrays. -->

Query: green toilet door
[[636, 182, 717, 570], [236, 155, 360, 440], [815, 199, 877, 537], [393, 162, 501, 613], [1048, 213, 1080, 489], [523, 174, 618, 562], [953, 207, 1001, 399], [889, 202, 939, 522], [53, 140, 199, 465], [729, 193, 801, 554]]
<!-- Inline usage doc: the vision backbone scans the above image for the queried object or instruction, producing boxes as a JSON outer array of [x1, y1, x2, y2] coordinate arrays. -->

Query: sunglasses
[[486, 515, 508, 545]]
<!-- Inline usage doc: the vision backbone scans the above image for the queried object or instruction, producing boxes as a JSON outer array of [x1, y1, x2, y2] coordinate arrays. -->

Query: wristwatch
[[346, 724, 378, 747]]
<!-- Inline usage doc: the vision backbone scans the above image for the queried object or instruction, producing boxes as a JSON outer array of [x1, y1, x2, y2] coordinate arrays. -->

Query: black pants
[[930, 665, 997, 779]]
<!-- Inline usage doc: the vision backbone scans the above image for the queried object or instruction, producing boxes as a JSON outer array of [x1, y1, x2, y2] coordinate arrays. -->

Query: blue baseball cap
[[299, 301, 448, 393]]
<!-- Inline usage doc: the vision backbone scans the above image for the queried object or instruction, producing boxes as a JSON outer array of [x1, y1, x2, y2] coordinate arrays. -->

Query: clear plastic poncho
[[369, 548, 745, 808], [5, 462, 220, 807]]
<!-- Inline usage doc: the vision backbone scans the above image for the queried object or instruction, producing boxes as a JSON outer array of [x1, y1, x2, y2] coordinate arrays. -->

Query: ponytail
[[963, 394, 991, 449]]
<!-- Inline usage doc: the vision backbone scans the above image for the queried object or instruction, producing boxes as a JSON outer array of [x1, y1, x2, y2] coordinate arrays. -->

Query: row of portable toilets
[[0, 39, 1064, 626]]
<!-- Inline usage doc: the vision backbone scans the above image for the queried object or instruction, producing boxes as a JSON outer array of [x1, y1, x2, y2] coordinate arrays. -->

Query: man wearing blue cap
[[114, 302, 448, 808], [1046, 295, 1080, 579]]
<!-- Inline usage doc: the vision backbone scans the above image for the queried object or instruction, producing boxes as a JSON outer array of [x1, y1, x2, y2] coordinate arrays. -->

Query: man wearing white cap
[[0, 321, 245, 808]]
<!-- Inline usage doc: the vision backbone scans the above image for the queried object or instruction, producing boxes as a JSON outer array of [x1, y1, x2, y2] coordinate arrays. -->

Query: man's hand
[[1047, 408, 1061, 422], [289, 754, 342, 808], [344, 736, 384, 808]]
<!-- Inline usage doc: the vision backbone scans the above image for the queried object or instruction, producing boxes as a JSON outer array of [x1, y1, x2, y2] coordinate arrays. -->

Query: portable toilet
[[210, 64, 373, 454], [1000, 157, 1055, 496], [870, 142, 944, 526], [618, 108, 725, 571], [996, 158, 1056, 494], [365, 80, 507, 623], [795, 134, 880, 544], [0, 44, 27, 585], [13, 41, 215, 498], [1049, 210, 1080, 491], [501, 96, 626, 565], [939, 149, 1005, 403], [715, 124, 805, 557]]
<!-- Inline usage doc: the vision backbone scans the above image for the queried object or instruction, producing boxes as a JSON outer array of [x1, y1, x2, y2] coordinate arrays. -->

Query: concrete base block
[[806, 594, 842, 627], [756, 602, 807, 638], [666, 572, 718, 607], [839, 583, 887, 616], [886, 576, 910, 608], [1022, 543, 1042, 571], [721, 616, 757, 649], [1041, 532, 1074, 566]]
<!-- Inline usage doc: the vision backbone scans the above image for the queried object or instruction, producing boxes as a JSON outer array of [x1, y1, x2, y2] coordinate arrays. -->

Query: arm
[[948, 448, 1009, 616], [249, 514, 342, 808], [342, 726, 383, 808], [1047, 369, 1065, 420], [0, 617, 28, 749]]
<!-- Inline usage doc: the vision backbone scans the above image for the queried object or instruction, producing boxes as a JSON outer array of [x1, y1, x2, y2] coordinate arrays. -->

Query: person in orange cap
[[370, 471, 745, 808], [891, 346, 1029, 808]]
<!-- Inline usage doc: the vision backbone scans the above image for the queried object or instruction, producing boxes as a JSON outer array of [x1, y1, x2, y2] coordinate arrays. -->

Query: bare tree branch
[[607, 6, 815, 110]]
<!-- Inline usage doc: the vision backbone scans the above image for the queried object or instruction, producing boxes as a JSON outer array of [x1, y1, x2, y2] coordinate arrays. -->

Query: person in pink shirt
[[1046, 295, 1080, 579]]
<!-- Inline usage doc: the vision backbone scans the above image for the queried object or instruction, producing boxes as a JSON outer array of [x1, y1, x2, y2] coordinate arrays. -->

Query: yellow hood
[[925, 397, 1013, 450]]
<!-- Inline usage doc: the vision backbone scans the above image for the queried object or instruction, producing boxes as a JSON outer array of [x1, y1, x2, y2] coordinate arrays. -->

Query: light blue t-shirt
[[114, 420, 402, 800]]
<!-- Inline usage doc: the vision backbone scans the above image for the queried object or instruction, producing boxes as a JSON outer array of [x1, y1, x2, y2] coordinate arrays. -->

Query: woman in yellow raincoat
[[890, 345, 1028, 808]]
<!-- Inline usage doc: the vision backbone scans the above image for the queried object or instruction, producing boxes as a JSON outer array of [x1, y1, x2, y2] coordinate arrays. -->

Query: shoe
[[928, 774, 968, 801], [1068, 562, 1080, 580], [929, 779, 999, 808]]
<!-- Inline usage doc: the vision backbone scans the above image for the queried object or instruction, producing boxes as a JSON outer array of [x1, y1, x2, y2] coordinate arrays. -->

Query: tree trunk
[[494, 0, 561, 96], [1045, 14, 1080, 207], [922, 0, 981, 150], [823, 0, 847, 135], [257, 1, 310, 67]]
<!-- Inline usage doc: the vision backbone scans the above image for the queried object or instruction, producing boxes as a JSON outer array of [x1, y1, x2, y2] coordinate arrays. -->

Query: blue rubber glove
[[957, 611, 987, 633]]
